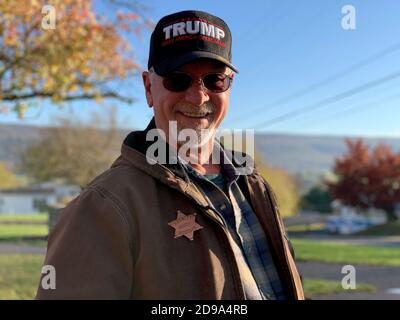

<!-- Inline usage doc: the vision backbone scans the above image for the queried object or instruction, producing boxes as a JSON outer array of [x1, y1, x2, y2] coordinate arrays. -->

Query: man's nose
[[184, 80, 210, 106]]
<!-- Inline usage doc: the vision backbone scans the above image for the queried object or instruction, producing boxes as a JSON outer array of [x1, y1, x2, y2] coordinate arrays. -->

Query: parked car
[[327, 214, 370, 235]]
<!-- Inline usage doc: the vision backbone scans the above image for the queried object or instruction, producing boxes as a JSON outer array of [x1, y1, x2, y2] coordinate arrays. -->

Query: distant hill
[[255, 133, 400, 173], [1, 123, 400, 175], [0, 123, 44, 168]]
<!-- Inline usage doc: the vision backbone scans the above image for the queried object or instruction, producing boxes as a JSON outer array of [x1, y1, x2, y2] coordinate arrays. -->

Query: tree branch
[[1, 90, 135, 104]]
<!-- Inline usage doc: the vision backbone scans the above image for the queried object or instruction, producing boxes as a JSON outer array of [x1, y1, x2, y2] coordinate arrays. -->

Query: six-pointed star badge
[[168, 210, 203, 241]]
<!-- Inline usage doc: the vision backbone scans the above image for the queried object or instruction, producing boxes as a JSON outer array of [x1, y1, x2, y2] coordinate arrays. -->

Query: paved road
[[297, 261, 400, 300]]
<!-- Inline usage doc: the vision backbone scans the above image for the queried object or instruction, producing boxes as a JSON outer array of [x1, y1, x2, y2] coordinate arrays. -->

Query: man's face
[[142, 59, 232, 147]]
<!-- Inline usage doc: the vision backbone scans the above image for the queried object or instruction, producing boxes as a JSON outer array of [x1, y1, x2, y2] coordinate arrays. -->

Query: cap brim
[[153, 51, 239, 75]]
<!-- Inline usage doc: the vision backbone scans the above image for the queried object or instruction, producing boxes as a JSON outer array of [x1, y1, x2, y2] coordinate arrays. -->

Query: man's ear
[[142, 71, 153, 107]]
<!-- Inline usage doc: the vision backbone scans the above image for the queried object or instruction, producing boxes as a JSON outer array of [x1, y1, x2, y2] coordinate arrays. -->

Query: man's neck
[[190, 162, 221, 175], [178, 138, 221, 175]]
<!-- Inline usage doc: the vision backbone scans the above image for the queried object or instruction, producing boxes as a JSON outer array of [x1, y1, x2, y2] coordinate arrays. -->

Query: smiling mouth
[[178, 111, 212, 118]]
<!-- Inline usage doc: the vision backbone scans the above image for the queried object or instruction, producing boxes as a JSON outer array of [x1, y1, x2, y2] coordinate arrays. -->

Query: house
[[0, 183, 80, 214]]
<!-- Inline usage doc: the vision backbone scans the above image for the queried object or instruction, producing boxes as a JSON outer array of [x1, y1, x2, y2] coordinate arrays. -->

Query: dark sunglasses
[[161, 71, 234, 93]]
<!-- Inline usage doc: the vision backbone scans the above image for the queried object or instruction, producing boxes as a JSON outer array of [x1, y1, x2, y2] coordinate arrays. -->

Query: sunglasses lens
[[162, 72, 232, 93], [203, 73, 230, 92], [163, 73, 192, 92]]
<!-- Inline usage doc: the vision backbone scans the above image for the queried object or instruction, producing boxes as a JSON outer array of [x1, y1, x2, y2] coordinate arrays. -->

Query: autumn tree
[[20, 106, 122, 187], [328, 139, 400, 221], [257, 158, 300, 218], [0, 0, 150, 118], [0, 162, 20, 188]]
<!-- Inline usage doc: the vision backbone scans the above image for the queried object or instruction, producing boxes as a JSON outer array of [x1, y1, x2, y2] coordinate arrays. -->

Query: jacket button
[[220, 204, 226, 210]]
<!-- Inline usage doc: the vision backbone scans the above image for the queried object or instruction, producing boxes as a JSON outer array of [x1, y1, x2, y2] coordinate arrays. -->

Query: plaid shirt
[[178, 143, 286, 300]]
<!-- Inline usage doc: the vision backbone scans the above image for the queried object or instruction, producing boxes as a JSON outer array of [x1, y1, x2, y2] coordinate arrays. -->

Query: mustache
[[173, 101, 215, 114]]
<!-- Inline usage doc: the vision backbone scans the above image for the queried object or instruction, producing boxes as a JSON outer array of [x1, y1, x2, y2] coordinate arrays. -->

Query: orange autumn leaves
[[0, 0, 148, 118]]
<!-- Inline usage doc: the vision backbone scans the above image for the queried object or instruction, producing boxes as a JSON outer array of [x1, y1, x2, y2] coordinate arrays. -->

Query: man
[[36, 10, 304, 300]]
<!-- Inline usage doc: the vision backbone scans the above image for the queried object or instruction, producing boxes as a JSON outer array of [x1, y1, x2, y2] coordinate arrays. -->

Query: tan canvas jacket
[[36, 119, 305, 300]]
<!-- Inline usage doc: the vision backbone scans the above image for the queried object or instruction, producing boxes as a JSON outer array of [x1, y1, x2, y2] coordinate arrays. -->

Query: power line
[[229, 41, 400, 126], [292, 91, 400, 130], [250, 70, 400, 130], [288, 79, 400, 126]]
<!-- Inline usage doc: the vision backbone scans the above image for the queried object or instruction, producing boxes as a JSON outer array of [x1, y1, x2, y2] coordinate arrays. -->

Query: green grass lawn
[[0, 213, 48, 224], [303, 278, 375, 298], [0, 224, 48, 240], [0, 254, 45, 299], [292, 239, 400, 266]]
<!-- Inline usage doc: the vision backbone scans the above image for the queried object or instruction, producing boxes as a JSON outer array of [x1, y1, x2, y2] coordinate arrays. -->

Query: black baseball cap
[[148, 10, 238, 75]]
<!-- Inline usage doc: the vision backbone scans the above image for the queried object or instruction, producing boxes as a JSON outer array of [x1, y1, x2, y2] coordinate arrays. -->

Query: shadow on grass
[[0, 236, 48, 247], [355, 221, 400, 236]]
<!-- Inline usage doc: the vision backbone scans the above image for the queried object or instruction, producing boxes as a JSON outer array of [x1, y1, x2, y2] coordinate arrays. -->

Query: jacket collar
[[120, 118, 210, 207], [123, 117, 157, 156]]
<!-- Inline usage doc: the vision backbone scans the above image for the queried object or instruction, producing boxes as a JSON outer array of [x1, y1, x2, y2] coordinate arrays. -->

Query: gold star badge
[[168, 210, 203, 241]]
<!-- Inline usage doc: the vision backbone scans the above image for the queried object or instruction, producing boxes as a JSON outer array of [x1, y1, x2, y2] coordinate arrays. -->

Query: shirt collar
[[177, 140, 241, 183]]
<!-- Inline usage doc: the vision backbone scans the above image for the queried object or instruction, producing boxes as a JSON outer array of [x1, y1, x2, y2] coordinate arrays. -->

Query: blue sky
[[1, 0, 400, 137]]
